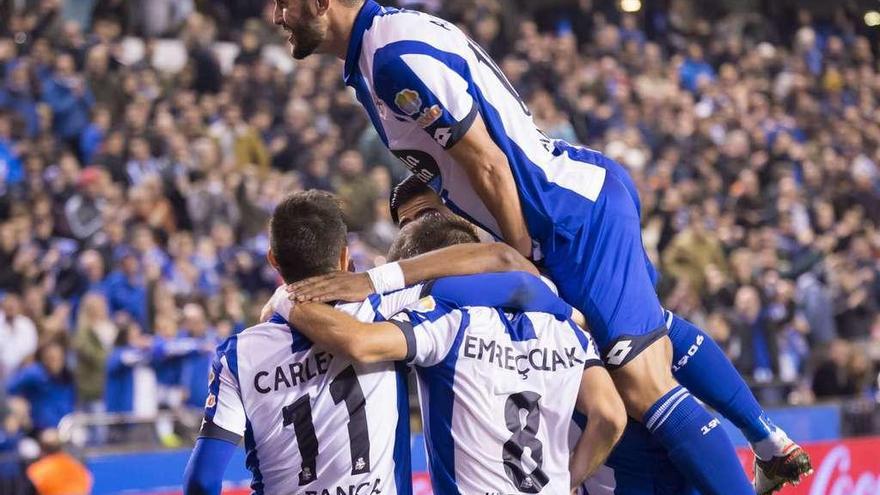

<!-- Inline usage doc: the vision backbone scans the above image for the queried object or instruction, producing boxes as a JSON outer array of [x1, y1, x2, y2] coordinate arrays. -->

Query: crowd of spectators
[[0, 0, 878, 469]]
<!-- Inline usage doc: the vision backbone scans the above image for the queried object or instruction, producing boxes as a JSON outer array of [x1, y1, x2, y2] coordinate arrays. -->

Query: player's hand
[[287, 271, 374, 303]]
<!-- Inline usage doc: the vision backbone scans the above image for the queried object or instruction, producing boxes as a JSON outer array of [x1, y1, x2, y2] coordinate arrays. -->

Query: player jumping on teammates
[[272, 1, 812, 493], [182, 191, 594, 495]]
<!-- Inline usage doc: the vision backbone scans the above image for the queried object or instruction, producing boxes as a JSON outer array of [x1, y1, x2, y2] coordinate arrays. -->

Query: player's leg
[[546, 174, 753, 495], [608, 336, 752, 495], [594, 152, 810, 491], [667, 312, 813, 492]]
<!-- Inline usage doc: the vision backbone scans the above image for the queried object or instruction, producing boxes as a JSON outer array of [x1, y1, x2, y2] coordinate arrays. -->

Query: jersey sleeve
[[374, 284, 426, 320], [200, 341, 246, 444], [372, 47, 477, 149], [424, 272, 573, 319], [387, 297, 464, 367]]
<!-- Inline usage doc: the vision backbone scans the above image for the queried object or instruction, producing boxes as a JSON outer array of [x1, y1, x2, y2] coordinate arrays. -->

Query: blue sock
[[644, 386, 753, 495], [667, 311, 775, 443]]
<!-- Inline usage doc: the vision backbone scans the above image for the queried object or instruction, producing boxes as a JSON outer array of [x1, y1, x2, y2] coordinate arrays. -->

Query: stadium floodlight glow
[[620, 0, 642, 13], [865, 11, 880, 27]]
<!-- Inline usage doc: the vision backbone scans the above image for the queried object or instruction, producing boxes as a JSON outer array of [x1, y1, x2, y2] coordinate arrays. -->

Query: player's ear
[[315, 0, 329, 15], [339, 244, 351, 272], [267, 248, 280, 272]]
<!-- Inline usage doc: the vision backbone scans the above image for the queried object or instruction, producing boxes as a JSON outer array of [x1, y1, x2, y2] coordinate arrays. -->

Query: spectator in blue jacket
[[678, 42, 716, 93], [105, 322, 154, 415], [40, 53, 93, 151], [6, 341, 75, 432], [178, 303, 219, 409], [0, 112, 24, 187], [104, 248, 148, 330], [0, 61, 40, 139], [151, 315, 199, 409], [78, 105, 110, 165]]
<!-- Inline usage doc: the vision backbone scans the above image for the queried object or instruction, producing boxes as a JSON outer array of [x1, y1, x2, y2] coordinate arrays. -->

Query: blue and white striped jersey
[[345, 0, 610, 249], [390, 296, 602, 494], [203, 286, 425, 495]]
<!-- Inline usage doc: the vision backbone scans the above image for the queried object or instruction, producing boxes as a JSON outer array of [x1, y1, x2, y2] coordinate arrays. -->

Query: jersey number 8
[[282, 366, 371, 486], [502, 391, 549, 493]]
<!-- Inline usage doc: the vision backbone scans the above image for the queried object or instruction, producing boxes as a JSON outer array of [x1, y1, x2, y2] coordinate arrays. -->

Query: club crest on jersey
[[415, 104, 442, 128], [395, 89, 422, 115], [205, 393, 216, 408]]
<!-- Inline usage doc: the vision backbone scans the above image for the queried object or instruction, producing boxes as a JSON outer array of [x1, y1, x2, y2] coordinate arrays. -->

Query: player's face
[[273, 0, 327, 59], [397, 192, 451, 227]]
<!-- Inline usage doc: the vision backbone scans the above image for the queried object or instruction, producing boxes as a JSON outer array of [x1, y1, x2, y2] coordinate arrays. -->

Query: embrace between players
[[184, 0, 814, 494]]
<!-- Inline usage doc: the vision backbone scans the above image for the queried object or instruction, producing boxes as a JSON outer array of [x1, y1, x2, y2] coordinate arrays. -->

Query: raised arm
[[288, 242, 535, 303], [569, 365, 627, 489]]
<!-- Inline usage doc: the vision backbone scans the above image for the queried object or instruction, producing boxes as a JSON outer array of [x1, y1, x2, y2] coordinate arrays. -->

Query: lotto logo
[[606, 340, 634, 366], [433, 127, 451, 147]]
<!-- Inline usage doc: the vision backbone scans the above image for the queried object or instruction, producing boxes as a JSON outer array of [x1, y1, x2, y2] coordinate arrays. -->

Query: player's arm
[[184, 341, 246, 495], [290, 302, 410, 364], [288, 242, 536, 303], [569, 363, 627, 489], [447, 114, 533, 257], [183, 438, 237, 495]]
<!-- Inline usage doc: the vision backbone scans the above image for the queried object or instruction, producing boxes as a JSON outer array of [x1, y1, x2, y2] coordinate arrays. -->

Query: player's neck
[[325, 7, 360, 60]]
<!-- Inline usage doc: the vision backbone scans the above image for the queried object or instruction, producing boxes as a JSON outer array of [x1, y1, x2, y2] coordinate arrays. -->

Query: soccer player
[[273, 212, 626, 493], [182, 191, 583, 495], [272, 1, 811, 492]]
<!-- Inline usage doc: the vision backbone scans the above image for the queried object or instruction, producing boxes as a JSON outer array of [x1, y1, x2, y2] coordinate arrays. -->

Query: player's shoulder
[[364, 8, 468, 61], [220, 320, 292, 355]]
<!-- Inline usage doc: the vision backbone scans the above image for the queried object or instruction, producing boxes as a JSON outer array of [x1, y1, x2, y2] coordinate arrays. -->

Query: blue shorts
[[541, 151, 667, 368], [580, 421, 697, 495]]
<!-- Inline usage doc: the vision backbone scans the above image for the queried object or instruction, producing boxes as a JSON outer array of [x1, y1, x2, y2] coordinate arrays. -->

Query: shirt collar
[[343, 0, 383, 85]]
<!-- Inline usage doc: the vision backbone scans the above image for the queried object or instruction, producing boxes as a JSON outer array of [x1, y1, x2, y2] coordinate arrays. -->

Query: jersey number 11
[[282, 366, 371, 486]]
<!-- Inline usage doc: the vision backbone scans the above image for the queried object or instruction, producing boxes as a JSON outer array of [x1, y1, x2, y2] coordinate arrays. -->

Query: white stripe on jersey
[[207, 288, 424, 495]]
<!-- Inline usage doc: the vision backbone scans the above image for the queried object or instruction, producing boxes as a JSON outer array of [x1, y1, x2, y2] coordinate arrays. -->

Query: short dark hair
[[389, 174, 432, 225], [270, 190, 347, 283], [388, 211, 479, 261]]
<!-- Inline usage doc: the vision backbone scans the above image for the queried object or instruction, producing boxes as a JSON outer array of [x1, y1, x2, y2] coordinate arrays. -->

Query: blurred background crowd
[[0, 0, 879, 487]]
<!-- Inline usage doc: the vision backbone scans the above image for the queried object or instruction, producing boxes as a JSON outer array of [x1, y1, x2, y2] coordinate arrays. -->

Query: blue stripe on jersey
[[244, 418, 265, 494], [567, 320, 591, 351], [224, 335, 239, 383], [368, 293, 385, 321], [349, 73, 389, 147], [416, 308, 470, 493], [393, 362, 413, 495], [342, 0, 391, 84], [494, 309, 537, 342], [269, 312, 313, 353], [205, 357, 223, 420], [205, 337, 236, 419], [344, 1, 396, 147]]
